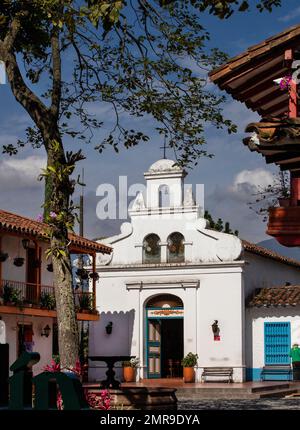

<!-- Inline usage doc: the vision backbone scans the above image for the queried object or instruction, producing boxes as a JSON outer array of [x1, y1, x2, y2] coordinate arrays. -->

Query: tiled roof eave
[[0, 209, 111, 254], [248, 285, 300, 307], [243, 240, 300, 269]]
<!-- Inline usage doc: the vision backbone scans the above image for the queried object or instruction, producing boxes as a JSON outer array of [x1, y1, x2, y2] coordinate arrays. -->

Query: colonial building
[[0, 209, 111, 374], [89, 159, 300, 382]]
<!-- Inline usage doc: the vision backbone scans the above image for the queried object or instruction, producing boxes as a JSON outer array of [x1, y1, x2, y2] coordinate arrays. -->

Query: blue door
[[264, 322, 291, 367]]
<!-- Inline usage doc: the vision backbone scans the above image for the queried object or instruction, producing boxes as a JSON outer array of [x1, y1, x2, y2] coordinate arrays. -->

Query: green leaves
[[195, 0, 281, 19], [0, 0, 282, 166], [83, 0, 124, 32]]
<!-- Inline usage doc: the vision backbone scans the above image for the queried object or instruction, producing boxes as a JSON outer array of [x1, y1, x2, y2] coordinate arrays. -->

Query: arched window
[[167, 232, 185, 263], [143, 234, 161, 263], [159, 185, 170, 207]]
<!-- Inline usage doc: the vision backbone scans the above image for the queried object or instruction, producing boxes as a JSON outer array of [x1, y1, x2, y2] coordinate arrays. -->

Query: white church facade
[[89, 159, 300, 383]]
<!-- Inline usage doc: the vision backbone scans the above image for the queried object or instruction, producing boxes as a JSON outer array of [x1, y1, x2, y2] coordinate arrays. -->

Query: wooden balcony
[[267, 206, 300, 247], [0, 279, 99, 321]]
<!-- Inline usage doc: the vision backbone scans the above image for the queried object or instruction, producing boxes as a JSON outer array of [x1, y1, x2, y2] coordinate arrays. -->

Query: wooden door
[[147, 319, 161, 378], [26, 247, 37, 302]]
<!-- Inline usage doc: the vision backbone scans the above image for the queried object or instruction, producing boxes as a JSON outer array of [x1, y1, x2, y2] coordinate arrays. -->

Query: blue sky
[[0, 1, 299, 243]]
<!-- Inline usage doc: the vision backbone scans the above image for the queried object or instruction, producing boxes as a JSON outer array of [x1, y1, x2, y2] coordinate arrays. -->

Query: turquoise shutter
[[264, 322, 291, 365]]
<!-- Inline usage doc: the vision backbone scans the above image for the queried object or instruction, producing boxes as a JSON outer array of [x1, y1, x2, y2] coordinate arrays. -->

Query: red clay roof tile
[[0, 209, 111, 254], [248, 285, 300, 307]]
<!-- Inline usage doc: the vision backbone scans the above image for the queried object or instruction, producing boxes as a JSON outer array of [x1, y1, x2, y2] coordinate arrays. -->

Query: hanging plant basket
[[76, 269, 89, 280], [13, 257, 25, 267], [47, 263, 53, 272], [0, 252, 8, 262], [89, 272, 99, 281]]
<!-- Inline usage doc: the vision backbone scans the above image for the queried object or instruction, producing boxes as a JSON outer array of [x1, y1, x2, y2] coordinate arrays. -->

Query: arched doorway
[[145, 294, 184, 379]]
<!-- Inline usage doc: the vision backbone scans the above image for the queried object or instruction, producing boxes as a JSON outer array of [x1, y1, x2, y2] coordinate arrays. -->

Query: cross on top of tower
[[160, 137, 168, 159]]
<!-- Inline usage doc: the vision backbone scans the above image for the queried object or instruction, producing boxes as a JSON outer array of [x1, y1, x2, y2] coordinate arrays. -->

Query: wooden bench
[[201, 367, 233, 383], [260, 364, 292, 381]]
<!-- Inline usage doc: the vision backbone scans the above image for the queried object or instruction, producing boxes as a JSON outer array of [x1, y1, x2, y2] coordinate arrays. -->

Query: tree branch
[[0, 14, 51, 141]]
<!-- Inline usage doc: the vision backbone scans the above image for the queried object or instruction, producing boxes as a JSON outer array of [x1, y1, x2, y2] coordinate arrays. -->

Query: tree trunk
[[52, 237, 79, 370], [0, 16, 79, 370], [45, 129, 79, 370]]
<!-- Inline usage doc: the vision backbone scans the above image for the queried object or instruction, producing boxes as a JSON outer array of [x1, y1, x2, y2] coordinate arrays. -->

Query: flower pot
[[183, 367, 195, 383], [123, 367, 135, 383], [278, 197, 290, 207]]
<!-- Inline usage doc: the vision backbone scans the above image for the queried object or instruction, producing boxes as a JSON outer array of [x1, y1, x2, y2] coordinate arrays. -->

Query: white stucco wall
[[243, 252, 300, 300], [1, 234, 54, 286], [90, 263, 245, 382], [0, 314, 53, 375], [2, 235, 27, 282], [91, 158, 300, 383]]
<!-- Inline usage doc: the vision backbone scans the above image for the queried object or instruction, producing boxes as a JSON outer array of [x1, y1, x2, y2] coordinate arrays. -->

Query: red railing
[[0, 280, 95, 312]]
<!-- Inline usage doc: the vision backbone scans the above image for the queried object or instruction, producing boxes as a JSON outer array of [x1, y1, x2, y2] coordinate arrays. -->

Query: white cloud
[[206, 168, 275, 243], [0, 155, 46, 189], [278, 7, 300, 22], [232, 168, 274, 192]]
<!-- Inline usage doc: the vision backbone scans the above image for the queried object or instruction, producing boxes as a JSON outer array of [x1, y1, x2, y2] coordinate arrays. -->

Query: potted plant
[[79, 294, 92, 313], [40, 292, 56, 310], [2, 283, 13, 304], [76, 268, 89, 280], [122, 357, 139, 383], [12, 288, 22, 304], [181, 352, 198, 383], [13, 257, 25, 267], [0, 252, 8, 262]]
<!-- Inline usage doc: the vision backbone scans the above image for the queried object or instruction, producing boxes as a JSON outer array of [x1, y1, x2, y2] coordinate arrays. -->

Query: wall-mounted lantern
[[105, 322, 113, 335], [22, 238, 30, 250], [41, 324, 51, 338]]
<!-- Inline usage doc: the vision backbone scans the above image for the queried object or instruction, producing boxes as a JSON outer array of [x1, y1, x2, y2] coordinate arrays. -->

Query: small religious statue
[[211, 320, 220, 341], [131, 191, 145, 211]]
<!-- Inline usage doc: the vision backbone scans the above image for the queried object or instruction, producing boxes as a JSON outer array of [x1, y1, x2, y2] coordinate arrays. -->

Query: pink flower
[[43, 359, 61, 373], [279, 75, 292, 90], [49, 211, 57, 219], [36, 214, 43, 222], [84, 389, 112, 410]]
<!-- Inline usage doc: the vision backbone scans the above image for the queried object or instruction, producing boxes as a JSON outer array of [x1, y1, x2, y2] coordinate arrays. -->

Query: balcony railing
[[0, 279, 96, 313]]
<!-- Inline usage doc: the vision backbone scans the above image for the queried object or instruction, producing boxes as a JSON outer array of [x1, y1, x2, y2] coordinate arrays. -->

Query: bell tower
[[144, 159, 186, 209]]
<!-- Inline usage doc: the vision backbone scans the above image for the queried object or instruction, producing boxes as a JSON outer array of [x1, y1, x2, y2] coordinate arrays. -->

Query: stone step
[[177, 393, 259, 400], [258, 388, 299, 399], [251, 383, 291, 393], [176, 385, 298, 400]]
